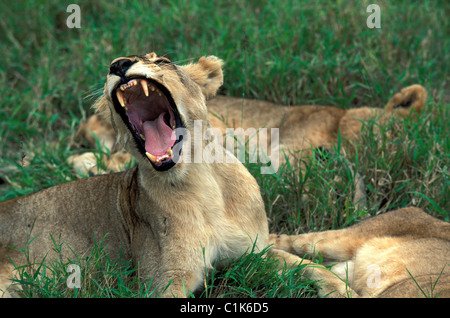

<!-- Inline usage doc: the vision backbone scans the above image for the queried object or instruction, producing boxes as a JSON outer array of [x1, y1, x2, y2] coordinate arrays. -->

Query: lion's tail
[[384, 84, 427, 117]]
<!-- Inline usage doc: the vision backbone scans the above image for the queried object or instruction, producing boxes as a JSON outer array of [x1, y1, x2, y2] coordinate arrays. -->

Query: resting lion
[[270, 207, 450, 298], [0, 53, 269, 297], [208, 83, 427, 160]]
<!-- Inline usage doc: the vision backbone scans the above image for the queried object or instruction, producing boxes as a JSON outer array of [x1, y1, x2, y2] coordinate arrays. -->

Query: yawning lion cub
[[0, 53, 269, 297]]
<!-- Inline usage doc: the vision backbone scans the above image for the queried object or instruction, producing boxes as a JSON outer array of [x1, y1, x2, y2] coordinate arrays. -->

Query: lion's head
[[95, 52, 224, 174]]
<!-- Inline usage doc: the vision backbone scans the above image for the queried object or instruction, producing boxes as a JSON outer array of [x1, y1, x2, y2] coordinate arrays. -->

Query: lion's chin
[[112, 77, 184, 172]]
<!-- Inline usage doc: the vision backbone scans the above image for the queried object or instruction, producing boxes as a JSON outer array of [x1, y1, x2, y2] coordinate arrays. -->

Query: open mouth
[[112, 77, 184, 171]]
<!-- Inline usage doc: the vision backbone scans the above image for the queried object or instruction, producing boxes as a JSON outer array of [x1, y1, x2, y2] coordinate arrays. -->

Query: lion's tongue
[[143, 112, 175, 156]]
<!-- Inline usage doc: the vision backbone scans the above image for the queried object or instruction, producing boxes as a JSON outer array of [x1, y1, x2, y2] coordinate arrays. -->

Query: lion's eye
[[154, 58, 171, 65]]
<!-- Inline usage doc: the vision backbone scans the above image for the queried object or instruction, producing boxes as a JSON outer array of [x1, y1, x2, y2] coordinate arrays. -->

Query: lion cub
[[0, 53, 268, 297], [270, 207, 450, 298]]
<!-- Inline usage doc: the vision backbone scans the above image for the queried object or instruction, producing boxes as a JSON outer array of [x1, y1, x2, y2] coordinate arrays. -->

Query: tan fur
[[270, 207, 450, 298], [0, 53, 268, 297]]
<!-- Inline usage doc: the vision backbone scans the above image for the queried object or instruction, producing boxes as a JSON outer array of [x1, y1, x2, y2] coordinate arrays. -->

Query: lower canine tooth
[[146, 152, 156, 163], [166, 149, 173, 157]]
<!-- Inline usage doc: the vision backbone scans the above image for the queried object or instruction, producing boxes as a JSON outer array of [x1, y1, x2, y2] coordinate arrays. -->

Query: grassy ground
[[0, 0, 448, 297]]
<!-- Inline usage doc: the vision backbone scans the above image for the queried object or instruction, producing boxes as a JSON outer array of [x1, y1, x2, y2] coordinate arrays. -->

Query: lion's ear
[[384, 84, 427, 117], [182, 56, 224, 99]]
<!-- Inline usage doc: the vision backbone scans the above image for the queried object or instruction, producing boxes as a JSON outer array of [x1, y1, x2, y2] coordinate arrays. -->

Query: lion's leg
[[138, 263, 204, 298], [270, 227, 364, 298], [270, 248, 359, 298], [157, 268, 204, 298], [136, 241, 207, 297], [270, 207, 442, 261], [300, 258, 360, 298], [269, 229, 365, 261]]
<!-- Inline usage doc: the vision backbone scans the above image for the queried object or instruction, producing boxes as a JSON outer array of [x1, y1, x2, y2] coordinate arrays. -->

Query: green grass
[[9, 236, 316, 298], [0, 0, 448, 297]]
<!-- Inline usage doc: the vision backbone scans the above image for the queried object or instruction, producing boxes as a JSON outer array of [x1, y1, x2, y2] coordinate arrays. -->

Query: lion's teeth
[[149, 84, 155, 91], [116, 90, 126, 107], [140, 133, 146, 141], [156, 88, 162, 96], [140, 79, 149, 97], [146, 149, 172, 164], [146, 152, 156, 163], [157, 155, 169, 163], [119, 79, 141, 92]]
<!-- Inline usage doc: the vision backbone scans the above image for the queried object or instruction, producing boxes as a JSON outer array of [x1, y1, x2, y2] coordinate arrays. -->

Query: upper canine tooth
[[140, 79, 149, 97], [116, 90, 126, 107]]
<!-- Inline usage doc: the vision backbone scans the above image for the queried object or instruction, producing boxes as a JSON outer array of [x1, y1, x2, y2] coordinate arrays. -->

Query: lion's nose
[[109, 59, 136, 77]]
